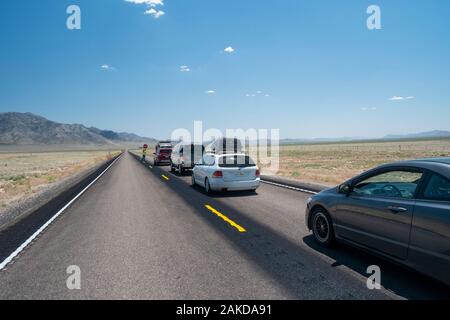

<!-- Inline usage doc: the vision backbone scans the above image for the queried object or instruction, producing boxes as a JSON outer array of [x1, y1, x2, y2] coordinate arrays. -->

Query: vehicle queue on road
[[143, 138, 450, 287]]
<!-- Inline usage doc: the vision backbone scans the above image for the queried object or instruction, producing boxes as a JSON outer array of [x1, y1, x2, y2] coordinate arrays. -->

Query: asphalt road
[[0, 152, 449, 299]]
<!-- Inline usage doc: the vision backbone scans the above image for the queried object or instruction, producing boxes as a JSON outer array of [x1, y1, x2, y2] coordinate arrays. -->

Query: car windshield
[[219, 155, 256, 168]]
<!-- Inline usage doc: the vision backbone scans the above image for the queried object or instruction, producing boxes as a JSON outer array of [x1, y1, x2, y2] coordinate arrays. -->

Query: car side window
[[352, 170, 423, 199], [423, 174, 450, 201]]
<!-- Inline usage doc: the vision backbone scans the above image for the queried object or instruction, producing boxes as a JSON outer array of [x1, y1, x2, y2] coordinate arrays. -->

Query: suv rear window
[[219, 155, 256, 168]]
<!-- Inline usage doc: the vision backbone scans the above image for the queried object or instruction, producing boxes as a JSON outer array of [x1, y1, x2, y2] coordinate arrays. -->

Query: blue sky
[[0, 0, 449, 139]]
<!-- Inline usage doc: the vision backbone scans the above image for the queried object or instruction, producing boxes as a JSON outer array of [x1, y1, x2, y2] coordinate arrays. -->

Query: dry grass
[[0, 150, 120, 208], [258, 139, 450, 186]]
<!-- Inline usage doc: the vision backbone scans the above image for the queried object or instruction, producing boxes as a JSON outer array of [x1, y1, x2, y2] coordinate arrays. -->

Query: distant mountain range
[[0, 112, 156, 147], [1, 112, 449, 148], [383, 130, 450, 140], [279, 130, 450, 145]]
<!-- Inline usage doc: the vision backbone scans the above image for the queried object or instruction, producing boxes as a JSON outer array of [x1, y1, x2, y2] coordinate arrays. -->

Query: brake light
[[255, 169, 261, 177], [212, 171, 223, 178]]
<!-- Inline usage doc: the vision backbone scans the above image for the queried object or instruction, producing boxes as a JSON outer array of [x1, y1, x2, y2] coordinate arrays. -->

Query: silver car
[[192, 153, 260, 193], [305, 157, 450, 286]]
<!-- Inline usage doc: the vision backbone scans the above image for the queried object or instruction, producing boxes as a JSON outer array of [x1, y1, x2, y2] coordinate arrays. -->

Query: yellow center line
[[205, 205, 247, 233], [162, 174, 169, 181]]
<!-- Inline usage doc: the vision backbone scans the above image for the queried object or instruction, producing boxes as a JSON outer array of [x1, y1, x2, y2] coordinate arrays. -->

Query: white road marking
[[261, 180, 319, 195], [0, 154, 123, 271]]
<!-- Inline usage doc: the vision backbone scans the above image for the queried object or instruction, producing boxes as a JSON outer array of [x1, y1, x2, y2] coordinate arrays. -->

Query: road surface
[[0, 152, 449, 299]]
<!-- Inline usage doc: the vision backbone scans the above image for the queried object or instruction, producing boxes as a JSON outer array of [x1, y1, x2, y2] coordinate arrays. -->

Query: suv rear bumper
[[210, 178, 260, 191]]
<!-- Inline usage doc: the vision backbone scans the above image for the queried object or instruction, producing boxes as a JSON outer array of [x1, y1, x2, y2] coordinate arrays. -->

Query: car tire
[[170, 162, 175, 172], [205, 178, 212, 194], [311, 208, 335, 247], [191, 175, 196, 187], [179, 164, 184, 176]]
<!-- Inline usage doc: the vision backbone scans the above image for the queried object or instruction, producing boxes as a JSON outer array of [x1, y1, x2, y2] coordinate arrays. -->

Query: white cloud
[[100, 64, 116, 71], [361, 107, 377, 111], [179, 65, 190, 72], [389, 96, 415, 101], [206, 90, 216, 94], [224, 46, 235, 53], [125, 0, 165, 18], [246, 91, 269, 97], [144, 8, 165, 18]]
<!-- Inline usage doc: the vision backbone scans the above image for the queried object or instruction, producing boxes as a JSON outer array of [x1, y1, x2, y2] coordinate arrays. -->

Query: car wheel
[[170, 162, 175, 172], [311, 208, 335, 247], [191, 175, 196, 187], [179, 164, 184, 176], [205, 178, 212, 194]]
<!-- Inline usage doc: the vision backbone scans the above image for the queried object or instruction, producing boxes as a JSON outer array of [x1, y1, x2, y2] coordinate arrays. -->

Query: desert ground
[[265, 138, 450, 186], [3, 138, 450, 210], [0, 150, 120, 210]]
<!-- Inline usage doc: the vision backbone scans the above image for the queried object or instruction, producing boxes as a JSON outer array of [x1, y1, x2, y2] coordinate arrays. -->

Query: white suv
[[192, 153, 260, 193], [170, 143, 205, 174]]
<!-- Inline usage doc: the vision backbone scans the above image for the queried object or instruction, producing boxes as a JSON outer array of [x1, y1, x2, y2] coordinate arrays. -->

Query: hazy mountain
[[383, 130, 450, 140], [0, 112, 156, 146], [279, 131, 450, 145]]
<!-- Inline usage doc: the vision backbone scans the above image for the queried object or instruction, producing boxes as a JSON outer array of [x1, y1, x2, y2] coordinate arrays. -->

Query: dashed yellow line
[[162, 174, 169, 181], [205, 205, 247, 233]]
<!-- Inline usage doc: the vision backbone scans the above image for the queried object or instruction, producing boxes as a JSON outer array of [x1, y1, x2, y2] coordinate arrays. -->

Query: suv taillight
[[255, 169, 260, 177], [212, 171, 223, 178]]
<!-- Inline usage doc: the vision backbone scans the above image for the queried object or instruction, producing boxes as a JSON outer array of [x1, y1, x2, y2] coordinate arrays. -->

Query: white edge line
[[0, 153, 123, 271], [261, 180, 318, 195]]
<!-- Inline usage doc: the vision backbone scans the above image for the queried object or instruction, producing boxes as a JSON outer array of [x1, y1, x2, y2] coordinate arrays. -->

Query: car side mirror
[[339, 183, 352, 195]]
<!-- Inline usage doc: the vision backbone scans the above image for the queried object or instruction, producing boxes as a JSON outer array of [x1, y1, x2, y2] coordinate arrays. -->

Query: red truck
[[153, 141, 173, 166]]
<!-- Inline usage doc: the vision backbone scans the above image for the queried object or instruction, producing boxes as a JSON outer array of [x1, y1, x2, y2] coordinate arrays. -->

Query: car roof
[[412, 157, 450, 165], [204, 152, 246, 157], [176, 142, 204, 147]]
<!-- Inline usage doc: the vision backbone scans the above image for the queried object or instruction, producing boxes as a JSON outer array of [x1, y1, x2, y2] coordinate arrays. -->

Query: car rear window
[[219, 155, 256, 168]]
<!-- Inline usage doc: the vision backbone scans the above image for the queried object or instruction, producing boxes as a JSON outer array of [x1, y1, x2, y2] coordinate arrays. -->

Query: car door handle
[[387, 206, 408, 213]]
